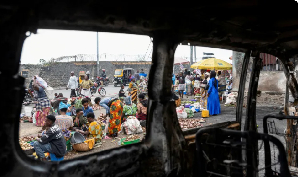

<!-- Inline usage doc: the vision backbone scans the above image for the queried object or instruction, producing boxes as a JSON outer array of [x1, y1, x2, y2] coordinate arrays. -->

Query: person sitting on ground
[[76, 112, 102, 144], [82, 98, 94, 117], [55, 102, 74, 131], [119, 84, 126, 98], [34, 115, 66, 161], [136, 93, 147, 121], [72, 108, 88, 129]]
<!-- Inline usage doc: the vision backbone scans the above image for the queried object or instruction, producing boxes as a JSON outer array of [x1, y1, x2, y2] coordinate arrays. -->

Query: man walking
[[67, 71, 78, 98]]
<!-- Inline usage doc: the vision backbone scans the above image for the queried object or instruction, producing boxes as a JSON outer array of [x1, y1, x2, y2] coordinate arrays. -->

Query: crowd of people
[[29, 69, 149, 161], [173, 68, 232, 116]]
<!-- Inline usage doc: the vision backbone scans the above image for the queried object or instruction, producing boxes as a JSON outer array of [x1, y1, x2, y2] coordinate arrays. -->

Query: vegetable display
[[19, 136, 37, 150]]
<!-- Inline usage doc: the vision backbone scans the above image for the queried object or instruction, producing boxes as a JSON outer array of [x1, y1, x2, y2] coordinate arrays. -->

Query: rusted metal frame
[[263, 114, 298, 176], [195, 128, 292, 177], [145, 32, 187, 176], [244, 51, 262, 177], [236, 50, 251, 126], [280, 57, 298, 166]]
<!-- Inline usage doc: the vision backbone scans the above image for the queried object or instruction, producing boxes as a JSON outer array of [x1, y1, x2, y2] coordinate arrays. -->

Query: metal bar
[[236, 50, 251, 125], [244, 51, 262, 176], [194, 46, 196, 62]]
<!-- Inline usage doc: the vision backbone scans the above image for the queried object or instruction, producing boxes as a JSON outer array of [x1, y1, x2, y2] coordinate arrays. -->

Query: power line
[[142, 37, 152, 61]]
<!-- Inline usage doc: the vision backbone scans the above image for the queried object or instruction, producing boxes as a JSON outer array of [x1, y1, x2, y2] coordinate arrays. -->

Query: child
[[119, 84, 126, 98], [76, 112, 102, 144], [72, 108, 88, 130]]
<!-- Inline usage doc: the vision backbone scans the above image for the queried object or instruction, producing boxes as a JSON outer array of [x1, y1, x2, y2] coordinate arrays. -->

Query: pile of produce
[[20, 116, 32, 122], [92, 104, 101, 110], [97, 115, 106, 124], [181, 101, 196, 105], [178, 118, 202, 129], [19, 136, 36, 150], [142, 127, 146, 133], [124, 135, 140, 142]]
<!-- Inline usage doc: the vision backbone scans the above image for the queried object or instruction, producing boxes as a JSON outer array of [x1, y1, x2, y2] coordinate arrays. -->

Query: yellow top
[[88, 121, 102, 143], [80, 80, 93, 89]]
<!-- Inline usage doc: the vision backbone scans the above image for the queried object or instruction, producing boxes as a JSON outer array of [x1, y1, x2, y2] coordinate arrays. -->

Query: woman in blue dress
[[207, 71, 221, 115]]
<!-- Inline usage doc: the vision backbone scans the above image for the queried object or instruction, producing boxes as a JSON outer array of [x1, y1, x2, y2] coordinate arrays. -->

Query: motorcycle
[[90, 81, 106, 97], [100, 77, 109, 86], [90, 82, 98, 95]]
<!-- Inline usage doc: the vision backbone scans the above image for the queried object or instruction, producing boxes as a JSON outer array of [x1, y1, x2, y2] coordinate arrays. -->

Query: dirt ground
[[19, 94, 281, 161]]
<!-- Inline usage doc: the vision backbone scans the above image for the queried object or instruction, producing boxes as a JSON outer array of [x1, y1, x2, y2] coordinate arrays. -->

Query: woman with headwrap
[[207, 71, 221, 115], [136, 93, 148, 121], [33, 75, 51, 131], [128, 77, 138, 104], [122, 96, 137, 123]]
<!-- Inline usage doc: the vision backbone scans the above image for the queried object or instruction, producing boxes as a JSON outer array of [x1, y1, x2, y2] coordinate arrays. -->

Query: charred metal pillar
[[281, 58, 298, 166], [236, 50, 251, 125], [244, 52, 262, 176], [144, 32, 187, 176]]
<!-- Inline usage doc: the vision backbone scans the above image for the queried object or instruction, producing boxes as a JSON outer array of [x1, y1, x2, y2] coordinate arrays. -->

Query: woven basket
[[72, 142, 90, 152]]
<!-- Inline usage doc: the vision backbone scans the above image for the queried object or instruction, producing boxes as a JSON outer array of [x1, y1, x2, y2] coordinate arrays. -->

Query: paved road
[[21, 84, 129, 115], [54, 84, 129, 101]]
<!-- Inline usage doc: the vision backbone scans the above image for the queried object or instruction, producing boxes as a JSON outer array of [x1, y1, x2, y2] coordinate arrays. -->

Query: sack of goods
[[123, 116, 143, 135], [202, 109, 209, 118], [184, 108, 194, 118], [225, 92, 238, 105], [176, 106, 187, 118]]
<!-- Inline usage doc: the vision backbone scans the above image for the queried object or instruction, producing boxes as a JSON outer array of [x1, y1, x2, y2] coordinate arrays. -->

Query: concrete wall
[[231, 51, 286, 93], [19, 61, 151, 88]]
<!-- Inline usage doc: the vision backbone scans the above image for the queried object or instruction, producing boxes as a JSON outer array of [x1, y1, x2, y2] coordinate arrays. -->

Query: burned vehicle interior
[[0, 1, 298, 177]]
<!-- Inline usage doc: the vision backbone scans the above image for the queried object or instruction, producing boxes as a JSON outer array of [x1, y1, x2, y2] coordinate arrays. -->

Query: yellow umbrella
[[190, 58, 232, 70]]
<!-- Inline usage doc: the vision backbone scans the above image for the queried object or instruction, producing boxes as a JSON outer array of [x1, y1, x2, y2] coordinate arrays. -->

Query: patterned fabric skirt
[[130, 88, 137, 103], [186, 83, 193, 95], [35, 107, 51, 127], [136, 113, 147, 120], [36, 97, 50, 111], [194, 87, 200, 95], [108, 99, 123, 136], [200, 88, 207, 109], [178, 84, 185, 91]]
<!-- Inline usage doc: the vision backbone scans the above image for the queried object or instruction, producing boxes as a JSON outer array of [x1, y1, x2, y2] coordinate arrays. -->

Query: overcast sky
[[21, 29, 233, 64]]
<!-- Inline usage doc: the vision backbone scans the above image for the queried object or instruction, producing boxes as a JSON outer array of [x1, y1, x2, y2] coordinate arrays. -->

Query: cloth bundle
[[176, 106, 187, 118], [122, 116, 143, 135]]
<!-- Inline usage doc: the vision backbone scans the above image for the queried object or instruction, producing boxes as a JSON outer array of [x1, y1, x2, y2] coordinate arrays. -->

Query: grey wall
[[19, 61, 151, 88]]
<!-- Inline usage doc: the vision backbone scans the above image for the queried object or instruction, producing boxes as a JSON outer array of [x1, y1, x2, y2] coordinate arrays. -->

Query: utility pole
[[97, 32, 99, 76], [190, 45, 193, 68], [194, 46, 196, 62]]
